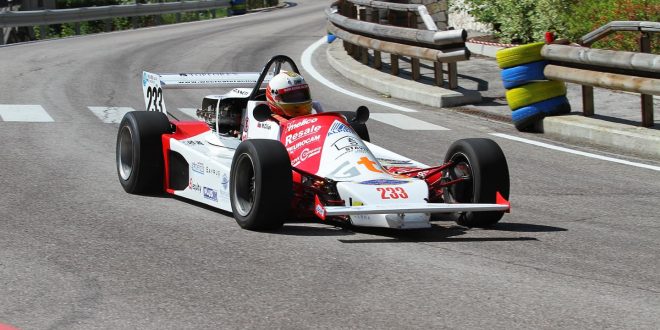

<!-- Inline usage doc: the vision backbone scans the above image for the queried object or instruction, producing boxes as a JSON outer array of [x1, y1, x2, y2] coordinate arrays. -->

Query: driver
[[266, 71, 313, 118]]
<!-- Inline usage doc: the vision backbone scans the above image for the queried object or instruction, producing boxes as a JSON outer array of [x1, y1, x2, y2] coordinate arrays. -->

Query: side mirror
[[253, 104, 271, 122], [353, 106, 369, 124]]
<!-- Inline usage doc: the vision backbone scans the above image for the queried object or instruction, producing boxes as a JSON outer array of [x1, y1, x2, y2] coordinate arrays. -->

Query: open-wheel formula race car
[[116, 55, 510, 231]]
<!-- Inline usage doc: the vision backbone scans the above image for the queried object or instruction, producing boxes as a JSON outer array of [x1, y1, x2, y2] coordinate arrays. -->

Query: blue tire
[[511, 96, 571, 131], [511, 106, 544, 131], [501, 61, 548, 89]]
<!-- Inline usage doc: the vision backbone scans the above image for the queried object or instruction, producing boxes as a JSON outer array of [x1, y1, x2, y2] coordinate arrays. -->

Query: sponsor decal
[[221, 173, 229, 191], [377, 187, 409, 199], [291, 147, 322, 166], [378, 158, 414, 166], [351, 201, 364, 206], [314, 195, 326, 221], [327, 161, 361, 179], [242, 117, 249, 141], [286, 117, 318, 131], [203, 187, 218, 202], [285, 125, 321, 145], [188, 179, 201, 193], [286, 134, 321, 153], [357, 156, 383, 173], [183, 140, 204, 146], [327, 121, 353, 136], [257, 122, 272, 130], [191, 162, 204, 175], [359, 179, 409, 185], [332, 136, 368, 159], [205, 166, 222, 178], [232, 88, 249, 96]]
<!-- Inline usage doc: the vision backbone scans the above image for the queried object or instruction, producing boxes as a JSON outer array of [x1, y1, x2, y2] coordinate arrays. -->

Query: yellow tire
[[505, 81, 566, 110], [496, 42, 545, 69]]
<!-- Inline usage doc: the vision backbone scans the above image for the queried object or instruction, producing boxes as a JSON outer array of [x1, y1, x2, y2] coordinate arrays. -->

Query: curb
[[326, 40, 482, 108], [543, 115, 660, 159]]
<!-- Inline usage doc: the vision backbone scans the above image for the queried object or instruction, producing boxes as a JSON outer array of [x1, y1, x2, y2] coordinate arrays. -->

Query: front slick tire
[[443, 138, 510, 228], [230, 139, 293, 231]]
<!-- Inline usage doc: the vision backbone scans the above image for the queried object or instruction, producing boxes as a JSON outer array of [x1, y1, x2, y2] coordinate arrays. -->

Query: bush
[[563, 0, 660, 52], [455, 0, 659, 52]]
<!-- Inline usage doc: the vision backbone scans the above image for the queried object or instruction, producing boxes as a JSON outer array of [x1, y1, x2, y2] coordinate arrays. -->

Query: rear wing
[[141, 71, 273, 114]]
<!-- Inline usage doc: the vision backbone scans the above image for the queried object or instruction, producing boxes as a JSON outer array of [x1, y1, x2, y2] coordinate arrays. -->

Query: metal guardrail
[[580, 21, 660, 46], [0, 0, 230, 28], [328, 0, 468, 89], [542, 21, 658, 127]]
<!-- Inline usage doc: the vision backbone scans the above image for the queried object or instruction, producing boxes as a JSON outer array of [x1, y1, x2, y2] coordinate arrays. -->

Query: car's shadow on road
[[275, 220, 563, 243]]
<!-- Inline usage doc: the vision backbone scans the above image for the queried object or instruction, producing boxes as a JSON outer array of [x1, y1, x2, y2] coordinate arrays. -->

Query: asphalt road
[[1, 1, 659, 329]]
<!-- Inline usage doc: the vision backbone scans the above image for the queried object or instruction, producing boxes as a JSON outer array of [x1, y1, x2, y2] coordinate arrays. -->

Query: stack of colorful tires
[[496, 42, 571, 131]]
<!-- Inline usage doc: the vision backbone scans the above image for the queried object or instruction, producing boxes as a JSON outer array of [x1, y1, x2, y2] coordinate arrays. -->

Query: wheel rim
[[444, 153, 474, 203], [118, 125, 134, 181], [233, 153, 256, 217]]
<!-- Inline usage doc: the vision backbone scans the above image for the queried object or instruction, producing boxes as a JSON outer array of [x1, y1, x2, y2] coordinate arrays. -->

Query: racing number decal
[[377, 187, 409, 199], [146, 86, 164, 112]]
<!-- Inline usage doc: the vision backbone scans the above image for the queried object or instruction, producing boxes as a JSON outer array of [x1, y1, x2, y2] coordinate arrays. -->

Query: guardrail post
[[104, 19, 111, 32], [434, 62, 443, 86], [367, 8, 381, 68], [74, 22, 81, 35], [359, 7, 369, 65], [448, 62, 457, 89], [407, 12, 421, 80], [582, 86, 595, 116], [350, 4, 361, 62], [640, 32, 654, 127]]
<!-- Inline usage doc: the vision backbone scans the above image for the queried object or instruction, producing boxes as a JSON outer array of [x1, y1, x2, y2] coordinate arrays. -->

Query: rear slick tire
[[116, 111, 171, 194], [443, 139, 510, 228], [230, 139, 292, 231]]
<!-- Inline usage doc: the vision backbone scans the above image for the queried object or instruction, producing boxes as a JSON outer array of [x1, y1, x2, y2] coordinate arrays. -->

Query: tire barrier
[[500, 60, 548, 89], [495, 42, 545, 69], [511, 96, 571, 131], [505, 80, 566, 110], [497, 43, 570, 131]]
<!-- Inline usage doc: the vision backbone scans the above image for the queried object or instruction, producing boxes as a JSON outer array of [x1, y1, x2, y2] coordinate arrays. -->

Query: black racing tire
[[338, 111, 370, 142], [116, 111, 171, 194], [230, 139, 293, 231], [443, 139, 510, 228]]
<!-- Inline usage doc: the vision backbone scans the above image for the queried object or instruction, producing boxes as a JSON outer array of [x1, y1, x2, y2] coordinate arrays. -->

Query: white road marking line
[[370, 113, 449, 130], [0, 104, 54, 122], [88, 106, 135, 124], [491, 133, 660, 172], [301, 37, 418, 113], [178, 108, 202, 120]]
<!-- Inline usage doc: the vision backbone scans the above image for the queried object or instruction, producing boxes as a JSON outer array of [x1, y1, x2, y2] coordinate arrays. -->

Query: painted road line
[[178, 108, 202, 120], [491, 133, 660, 172], [0, 104, 54, 122], [370, 113, 449, 130], [301, 37, 418, 113], [88, 106, 135, 124]]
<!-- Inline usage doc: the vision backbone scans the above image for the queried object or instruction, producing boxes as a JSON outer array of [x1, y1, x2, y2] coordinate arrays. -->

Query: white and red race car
[[116, 55, 510, 231]]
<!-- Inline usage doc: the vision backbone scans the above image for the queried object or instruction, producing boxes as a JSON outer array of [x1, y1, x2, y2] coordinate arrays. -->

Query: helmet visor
[[278, 85, 311, 103]]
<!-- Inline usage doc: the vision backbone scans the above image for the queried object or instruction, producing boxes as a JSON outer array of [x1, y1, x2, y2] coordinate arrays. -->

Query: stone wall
[[446, 0, 492, 33], [407, 0, 448, 30]]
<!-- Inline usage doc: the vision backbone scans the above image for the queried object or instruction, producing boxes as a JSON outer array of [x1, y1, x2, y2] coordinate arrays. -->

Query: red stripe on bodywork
[[162, 121, 211, 193]]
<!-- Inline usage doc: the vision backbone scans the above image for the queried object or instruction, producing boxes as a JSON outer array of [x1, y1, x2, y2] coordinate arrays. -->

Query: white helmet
[[266, 71, 312, 117]]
